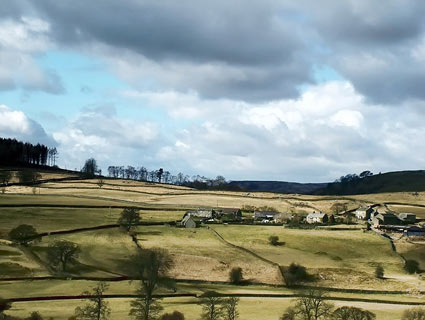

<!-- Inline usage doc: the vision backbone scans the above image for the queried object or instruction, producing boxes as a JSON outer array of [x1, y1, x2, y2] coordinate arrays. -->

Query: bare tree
[[156, 168, 164, 183], [75, 282, 110, 320], [198, 291, 224, 320], [293, 289, 333, 320], [47, 240, 81, 272], [129, 248, 174, 320], [97, 177, 105, 188], [221, 297, 239, 320]]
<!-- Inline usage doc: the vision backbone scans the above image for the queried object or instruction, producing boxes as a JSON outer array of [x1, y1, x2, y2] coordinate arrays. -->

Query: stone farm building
[[182, 208, 242, 224], [181, 215, 198, 228], [371, 212, 402, 227], [398, 213, 416, 224], [214, 208, 242, 222], [306, 212, 329, 224], [184, 209, 214, 220], [355, 206, 375, 220], [253, 211, 280, 223]]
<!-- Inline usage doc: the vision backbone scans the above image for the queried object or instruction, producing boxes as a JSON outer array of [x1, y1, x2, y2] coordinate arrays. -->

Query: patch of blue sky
[[297, 64, 345, 94], [0, 50, 179, 132], [312, 64, 344, 83]]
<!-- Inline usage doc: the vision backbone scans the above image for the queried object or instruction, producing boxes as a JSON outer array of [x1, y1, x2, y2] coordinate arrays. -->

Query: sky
[[1, 0, 425, 182]]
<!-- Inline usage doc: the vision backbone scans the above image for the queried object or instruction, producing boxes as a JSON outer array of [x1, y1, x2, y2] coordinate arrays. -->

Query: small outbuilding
[[181, 215, 198, 228], [405, 226, 425, 237]]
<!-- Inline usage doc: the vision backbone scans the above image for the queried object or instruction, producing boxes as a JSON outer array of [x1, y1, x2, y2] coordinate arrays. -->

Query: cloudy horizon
[[1, 0, 425, 183]]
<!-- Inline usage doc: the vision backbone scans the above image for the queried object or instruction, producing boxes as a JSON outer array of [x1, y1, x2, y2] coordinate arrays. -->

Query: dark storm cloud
[[298, 0, 425, 104], [3, 0, 425, 103], [18, 0, 314, 101]]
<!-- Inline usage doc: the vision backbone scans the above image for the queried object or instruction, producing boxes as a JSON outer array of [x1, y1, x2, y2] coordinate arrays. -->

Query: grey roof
[[186, 209, 213, 218], [399, 212, 416, 218], [254, 211, 280, 218], [356, 206, 372, 212], [307, 212, 327, 218]]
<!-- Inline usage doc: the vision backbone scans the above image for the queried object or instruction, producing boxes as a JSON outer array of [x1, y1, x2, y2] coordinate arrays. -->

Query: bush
[[229, 267, 243, 284], [0, 297, 11, 313], [8, 224, 38, 246], [268, 235, 279, 246], [402, 307, 425, 320], [375, 265, 384, 279], [404, 260, 420, 274], [26, 311, 44, 320], [284, 263, 310, 286], [160, 311, 185, 320], [333, 306, 376, 320]]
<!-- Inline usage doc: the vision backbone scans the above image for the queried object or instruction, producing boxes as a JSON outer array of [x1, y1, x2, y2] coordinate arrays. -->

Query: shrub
[[160, 311, 185, 320], [26, 311, 44, 320], [284, 263, 310, 286], [404, 260, 420, 274], [229, 267, 243, 284], [8, 224, 38, 246], [402, 307, 425, 320], [268, 235, 279, 246], [0, 297, 11, 313], [280, 307, 296, 320], [375, 265, 384, 279], [333, 306, 376, 320]]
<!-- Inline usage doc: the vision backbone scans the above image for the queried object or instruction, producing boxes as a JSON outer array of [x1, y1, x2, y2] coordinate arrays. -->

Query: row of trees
[[0, 170, 42, 186], [3, 287, 425, 320], [0, 137, 57, 167], [106, 163, 240, 190]]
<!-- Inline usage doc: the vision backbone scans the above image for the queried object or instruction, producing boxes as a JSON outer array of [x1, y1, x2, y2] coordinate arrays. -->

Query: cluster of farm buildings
[[180, 205, 425, 237]]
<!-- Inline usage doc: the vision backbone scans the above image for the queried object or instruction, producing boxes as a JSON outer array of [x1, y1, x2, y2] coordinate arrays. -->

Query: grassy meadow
[[1, 172, 425, 319]]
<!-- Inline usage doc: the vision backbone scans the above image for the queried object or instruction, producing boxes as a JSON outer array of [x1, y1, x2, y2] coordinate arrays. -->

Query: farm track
[[207, 226, 286, 284]]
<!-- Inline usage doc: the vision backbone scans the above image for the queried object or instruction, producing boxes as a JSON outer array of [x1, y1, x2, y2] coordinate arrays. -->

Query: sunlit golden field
[[1, 174, 425, 319]]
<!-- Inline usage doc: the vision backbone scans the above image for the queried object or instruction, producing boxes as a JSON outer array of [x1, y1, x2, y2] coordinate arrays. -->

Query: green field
[[1, 173, 425, 319], [0, 207, 185, 236]]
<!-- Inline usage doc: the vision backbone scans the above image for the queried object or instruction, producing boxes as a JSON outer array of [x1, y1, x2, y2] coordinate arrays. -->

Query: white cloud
[[53, 106, 161, 170], [0, 104, 31, 133], [0, 16, 64, 94], [0, 104, 56, 146], [0, 17, 50, 52], [124, 81, 425, 181], [330, 110, 364, 129]]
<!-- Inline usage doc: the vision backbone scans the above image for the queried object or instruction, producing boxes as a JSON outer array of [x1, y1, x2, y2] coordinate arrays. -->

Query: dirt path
[[207, 226, 286, 284]]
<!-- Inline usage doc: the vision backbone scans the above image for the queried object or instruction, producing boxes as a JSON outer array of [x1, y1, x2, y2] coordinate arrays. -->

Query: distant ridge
[[231, 170, 425, 195], [316, 170, 425, 195], [228, 180, 327, 194]]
